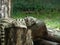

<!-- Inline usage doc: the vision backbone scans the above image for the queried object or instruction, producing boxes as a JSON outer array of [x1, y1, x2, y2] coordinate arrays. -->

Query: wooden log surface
[[45, 28, 60, 43], [39, 39, 60, 45], [16, 28, 33, 45]]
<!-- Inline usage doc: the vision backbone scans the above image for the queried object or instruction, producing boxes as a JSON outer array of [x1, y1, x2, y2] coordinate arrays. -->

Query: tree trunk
[[0, 0, 11, 18]]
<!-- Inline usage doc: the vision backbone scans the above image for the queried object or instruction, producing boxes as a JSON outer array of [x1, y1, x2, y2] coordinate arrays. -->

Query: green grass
[[12, 11, 60, 29]]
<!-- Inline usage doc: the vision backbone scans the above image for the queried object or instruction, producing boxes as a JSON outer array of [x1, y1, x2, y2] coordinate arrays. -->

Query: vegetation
[[12, 0, 60, 29], [12, 0, 60, 11], [12, 11, 60, 29]]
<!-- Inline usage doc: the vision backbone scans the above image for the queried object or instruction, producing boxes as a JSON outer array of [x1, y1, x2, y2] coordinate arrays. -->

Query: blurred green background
[[12, 0, 60, 29]]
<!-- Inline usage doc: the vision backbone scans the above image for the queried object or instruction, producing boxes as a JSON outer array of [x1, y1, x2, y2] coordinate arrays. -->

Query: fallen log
[[33, 38, 60, 45], [40, 39, 60, 45], [45, 29, 60, 43]]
